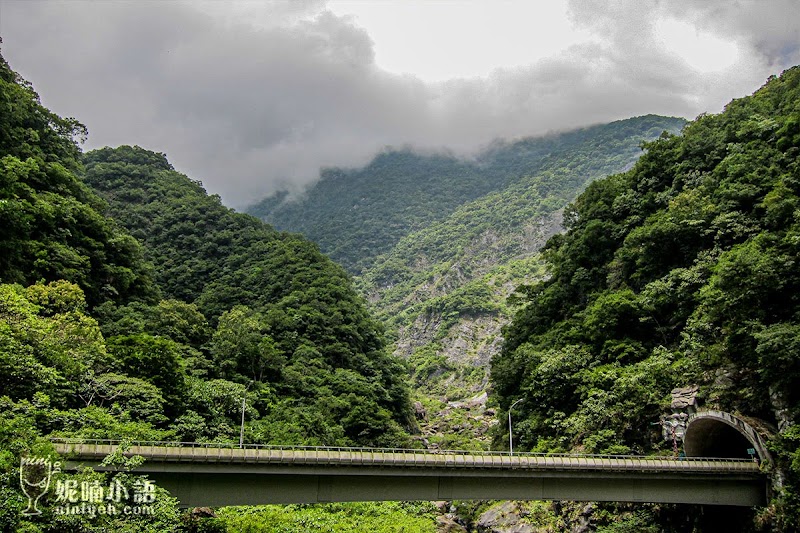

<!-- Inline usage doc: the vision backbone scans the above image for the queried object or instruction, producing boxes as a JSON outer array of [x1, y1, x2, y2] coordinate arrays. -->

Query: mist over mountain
[[246, 115, 686, 457], [249, 116, 686, 273], [2, 1, 798, 206]]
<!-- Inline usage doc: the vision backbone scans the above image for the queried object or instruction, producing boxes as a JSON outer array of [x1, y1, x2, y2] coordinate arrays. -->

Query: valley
[[2, 39, 800, 531], [250, 115, 686, 453]]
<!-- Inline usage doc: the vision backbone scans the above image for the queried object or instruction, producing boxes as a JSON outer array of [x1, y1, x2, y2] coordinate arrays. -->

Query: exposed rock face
[[769, 385, 792, 431], [440, 316, 505, 367], [661, 385, 699, 445], [476, 501, 533, 533], [661, 412, 689, 444], [391, 210, 564, 368], [395, 312, 504, 368], [436, 514, 469, 532], [414, 401, 428, 421], [448, 392, 488, 410], [572, 503, 595, 533], [711, 365, 737, 392], [395, 312, 445, 359], [670, 385, 700, 411]]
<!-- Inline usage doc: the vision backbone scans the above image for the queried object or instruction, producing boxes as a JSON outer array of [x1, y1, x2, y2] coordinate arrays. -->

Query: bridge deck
[[54, 440, 760, 474], [53, 440, 766, 507]]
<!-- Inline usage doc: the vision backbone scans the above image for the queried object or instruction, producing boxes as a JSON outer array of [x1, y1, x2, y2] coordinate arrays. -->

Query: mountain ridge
[[248, 115, 686, 274], [248, 114, 687, 454]]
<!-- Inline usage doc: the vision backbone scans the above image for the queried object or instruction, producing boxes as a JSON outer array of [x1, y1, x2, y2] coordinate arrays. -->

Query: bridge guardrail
[[51, 439, 761, 474], [49, 438, 759, 460]]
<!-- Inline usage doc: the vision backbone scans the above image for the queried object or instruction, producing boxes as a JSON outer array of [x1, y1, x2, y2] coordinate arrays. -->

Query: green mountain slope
[[0, 53, 156, 307], [81, 145, 413, 445], [250, 114, 685, 451], [249, 150, 488, 273], [492, 67, 800, 529], [362, 116, 685, 322], [353, 118, 684, 450], [248, 117, 685, 274], [0, 51, 422, 531]]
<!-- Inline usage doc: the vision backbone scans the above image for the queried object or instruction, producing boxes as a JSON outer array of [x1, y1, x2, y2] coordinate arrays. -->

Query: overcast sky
[[1, 0, 799, 207]]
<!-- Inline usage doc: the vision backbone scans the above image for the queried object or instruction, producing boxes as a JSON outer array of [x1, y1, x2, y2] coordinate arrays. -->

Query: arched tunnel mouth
[[683, 418, 759, 460]]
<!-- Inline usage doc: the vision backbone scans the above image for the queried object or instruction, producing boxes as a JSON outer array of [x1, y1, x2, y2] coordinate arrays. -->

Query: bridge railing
[[51, 438, 760, 472]]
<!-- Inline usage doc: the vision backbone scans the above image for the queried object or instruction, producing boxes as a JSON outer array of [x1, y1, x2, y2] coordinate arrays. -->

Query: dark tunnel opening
[[683, 418, 758, 460]]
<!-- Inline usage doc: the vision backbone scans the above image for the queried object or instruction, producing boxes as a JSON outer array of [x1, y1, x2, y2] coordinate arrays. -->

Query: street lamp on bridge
[[508, 398, 524, 456], [240, 382, 253, 448]]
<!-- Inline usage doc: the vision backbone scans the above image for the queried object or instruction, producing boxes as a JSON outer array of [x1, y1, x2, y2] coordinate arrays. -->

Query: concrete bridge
[[54, 440, 766, 508]]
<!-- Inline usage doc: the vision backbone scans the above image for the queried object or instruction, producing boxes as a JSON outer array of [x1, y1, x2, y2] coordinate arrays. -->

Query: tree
[[106, 334, 188, 418], [0, 52, 157, 308], [210, 306, 284, 384]]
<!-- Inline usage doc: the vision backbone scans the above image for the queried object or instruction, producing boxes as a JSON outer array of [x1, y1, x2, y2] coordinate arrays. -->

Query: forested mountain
[[248, 117, 685, 451], [5, 33, 800, 530], [360, 117, 684, 357], [0, 54, 156, 307], [249, 150, 487, 273], [492, 67, 800, 530], [341, 117, 683, 450], [81, 145, 412, 445], [0, 51, 417, 531], [249, 117, 685, 274]]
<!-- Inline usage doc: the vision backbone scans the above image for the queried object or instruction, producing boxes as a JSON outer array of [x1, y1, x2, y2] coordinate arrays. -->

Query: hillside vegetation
[[350, 117, 685, 450], [492, 67, 800, 530], [5, 38, 800, 530], [82, 145, 412, 446], [360, 116, 685, 342], [249, 118, 684, 274], [0, 56, 155, 308], [0, 51, 418, 531], [249, 115, 685, 452]]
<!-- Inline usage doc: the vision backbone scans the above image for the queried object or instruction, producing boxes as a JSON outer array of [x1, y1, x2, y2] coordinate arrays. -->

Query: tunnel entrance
[[683, 410, 772, 464], [684, 418, 755, 459]]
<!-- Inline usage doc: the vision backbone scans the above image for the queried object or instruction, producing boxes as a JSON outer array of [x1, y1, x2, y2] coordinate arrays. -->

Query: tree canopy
[[0, 50, 415, 531], [249, 116, 686, 274], [491, 67, 800, 529], [0, 53, 156, 308]]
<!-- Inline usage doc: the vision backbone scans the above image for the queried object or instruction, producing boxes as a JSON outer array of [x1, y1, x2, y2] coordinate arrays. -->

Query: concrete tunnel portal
[[683, 410, 772, 465]]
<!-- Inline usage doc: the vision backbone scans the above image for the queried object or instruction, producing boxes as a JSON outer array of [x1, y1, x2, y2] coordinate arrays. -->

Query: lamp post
[[239, 382, 253, 448], [508, 398, 524, 456]]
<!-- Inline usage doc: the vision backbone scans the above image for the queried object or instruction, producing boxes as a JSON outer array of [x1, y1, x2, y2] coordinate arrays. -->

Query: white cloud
[[0, 0, 797, 207], [654, 18, 740, 73]]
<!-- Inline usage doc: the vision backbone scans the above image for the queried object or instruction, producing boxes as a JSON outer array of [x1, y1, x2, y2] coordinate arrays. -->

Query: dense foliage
[[249, 117, 685, 274], [0, 51, 416, 531], [352, 117, 684, 448], [250, 150, 489, 273], [81, 145, 412, 445], [6, 37, 800, 529], [360, 116, 684, 333], [492, 67, 800, 529], [0, 53, 156, 307], [215, 502, 438, 532]]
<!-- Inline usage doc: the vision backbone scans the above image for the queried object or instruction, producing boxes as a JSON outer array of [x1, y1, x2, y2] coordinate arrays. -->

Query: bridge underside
[[81, 463, 766, 508]]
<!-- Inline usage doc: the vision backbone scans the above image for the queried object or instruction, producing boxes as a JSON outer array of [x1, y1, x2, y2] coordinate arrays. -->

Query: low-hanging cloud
[[1, 0, 798, 207]]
